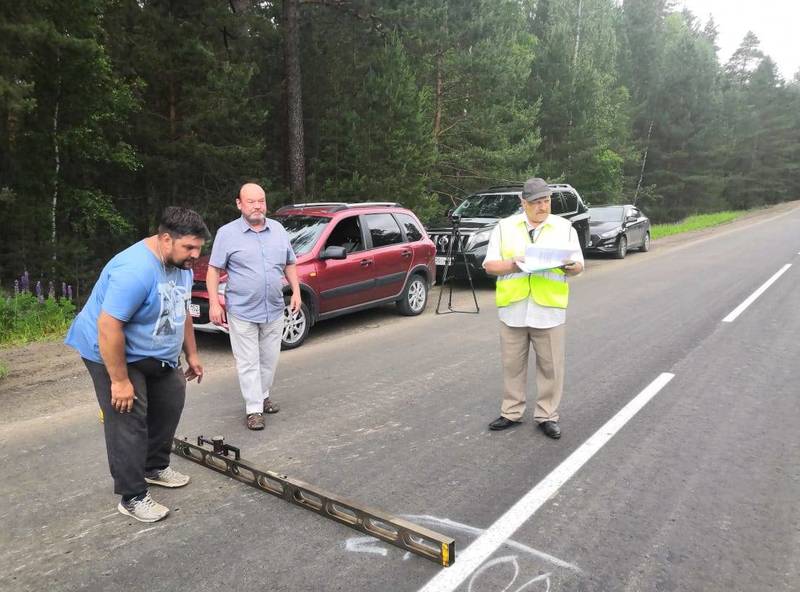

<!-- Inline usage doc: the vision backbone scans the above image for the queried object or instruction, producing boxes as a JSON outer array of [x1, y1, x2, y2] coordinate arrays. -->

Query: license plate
[[188, 303, 200, 318], [435, 256, 452, 266]]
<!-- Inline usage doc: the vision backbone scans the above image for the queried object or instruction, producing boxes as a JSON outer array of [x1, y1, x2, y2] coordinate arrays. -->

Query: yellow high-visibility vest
[[495, 217, 569, 309]]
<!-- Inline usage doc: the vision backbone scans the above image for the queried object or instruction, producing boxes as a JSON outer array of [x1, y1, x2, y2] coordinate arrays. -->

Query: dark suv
[[190, 203, 436, 349], [426, 183, 590, 279]]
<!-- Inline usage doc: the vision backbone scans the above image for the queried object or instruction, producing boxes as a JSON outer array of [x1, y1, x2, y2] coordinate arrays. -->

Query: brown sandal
[[263, 398, 280, 414], [246, 413, 265, 430]]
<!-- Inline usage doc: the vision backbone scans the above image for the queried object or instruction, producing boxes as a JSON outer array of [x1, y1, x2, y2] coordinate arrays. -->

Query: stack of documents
[[516, 245, 576, 273]]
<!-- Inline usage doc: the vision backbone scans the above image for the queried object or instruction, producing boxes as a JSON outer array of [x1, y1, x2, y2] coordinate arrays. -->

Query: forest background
[[1, 0, 798, 299]]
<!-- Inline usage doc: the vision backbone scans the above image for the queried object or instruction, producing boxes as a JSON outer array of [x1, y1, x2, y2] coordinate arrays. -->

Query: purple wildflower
[[61, 282, 67, 298], [48, 281, 55, 299], [67, 285, 73, 300], [21, 271, 30, 292], [14, 279, 19, 296]]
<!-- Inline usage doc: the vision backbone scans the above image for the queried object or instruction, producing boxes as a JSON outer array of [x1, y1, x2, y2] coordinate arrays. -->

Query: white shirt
[[483, 213, 584, 329]]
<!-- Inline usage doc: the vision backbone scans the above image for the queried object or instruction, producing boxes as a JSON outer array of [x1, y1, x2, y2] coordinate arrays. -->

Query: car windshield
[[590, 206, 624, 222], [271, 215, 329, 255], [452, 193, 522, 218]]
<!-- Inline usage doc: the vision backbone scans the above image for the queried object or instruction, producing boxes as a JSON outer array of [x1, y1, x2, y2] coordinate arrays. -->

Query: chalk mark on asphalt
[[344, 514, 579, 591]]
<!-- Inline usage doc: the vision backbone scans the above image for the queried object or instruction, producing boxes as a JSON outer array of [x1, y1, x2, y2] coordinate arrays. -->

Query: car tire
[[397, 274, 428, 316], [640, 231, 651, 252], [282, 301, 310, 350], [614, 235, 627, 259]]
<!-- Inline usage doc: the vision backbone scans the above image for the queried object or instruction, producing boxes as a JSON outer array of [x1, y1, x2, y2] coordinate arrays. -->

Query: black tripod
[[435, 216, 480, 315]]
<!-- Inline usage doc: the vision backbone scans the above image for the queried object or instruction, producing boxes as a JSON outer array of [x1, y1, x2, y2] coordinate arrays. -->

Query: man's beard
[[246, 212, 265, 225], [168, 257, 195, 270]]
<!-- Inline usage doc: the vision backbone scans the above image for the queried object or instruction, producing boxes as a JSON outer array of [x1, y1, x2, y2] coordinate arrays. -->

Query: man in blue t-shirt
[[66, 207, 210, 523]]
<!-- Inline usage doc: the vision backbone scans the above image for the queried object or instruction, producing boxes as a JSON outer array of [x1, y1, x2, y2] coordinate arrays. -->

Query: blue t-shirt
[[65, 240, 193, 366]]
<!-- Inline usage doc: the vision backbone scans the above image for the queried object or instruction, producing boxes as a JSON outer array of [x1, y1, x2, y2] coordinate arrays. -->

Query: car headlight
[[600, 230, 619, 239], [217, 281, 227, 295], [466, 229, 491, 250]]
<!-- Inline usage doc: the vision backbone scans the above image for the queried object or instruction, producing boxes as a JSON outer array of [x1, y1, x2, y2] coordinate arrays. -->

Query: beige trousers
[[499, 322, 565, 423]]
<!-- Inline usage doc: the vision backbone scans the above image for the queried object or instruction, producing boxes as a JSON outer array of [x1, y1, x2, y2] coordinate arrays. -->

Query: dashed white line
[[722, 264, 791, 323], [418, 372, 675, 592]]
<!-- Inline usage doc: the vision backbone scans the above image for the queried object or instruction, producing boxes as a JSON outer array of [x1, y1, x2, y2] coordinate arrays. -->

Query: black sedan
[[586, 205, 650, 259]]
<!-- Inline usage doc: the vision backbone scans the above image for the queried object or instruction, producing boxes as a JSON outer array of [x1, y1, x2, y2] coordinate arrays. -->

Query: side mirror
[[319, 245, 347, 260], [625, 215, 637, 223]]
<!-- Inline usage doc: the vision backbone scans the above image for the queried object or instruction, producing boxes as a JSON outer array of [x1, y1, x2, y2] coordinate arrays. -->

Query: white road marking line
[[722, 264, 792, 323], [418, 372, 675, 592]]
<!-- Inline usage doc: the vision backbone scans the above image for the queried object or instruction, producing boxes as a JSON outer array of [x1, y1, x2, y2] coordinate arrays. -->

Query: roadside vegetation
[[650, 211, 748, 240], [0, 292, 75, 348], [3, 2, 800, 299]]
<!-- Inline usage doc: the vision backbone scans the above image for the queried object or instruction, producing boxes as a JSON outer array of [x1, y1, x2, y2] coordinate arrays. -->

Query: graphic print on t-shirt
[[154, 280, 188, 338]]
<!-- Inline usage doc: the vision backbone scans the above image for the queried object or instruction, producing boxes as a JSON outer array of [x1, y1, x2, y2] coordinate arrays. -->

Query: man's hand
[[184, 355, 204, 383], [209, 301, 227, 328], [111, 379, 136, 413], [561, 260, 583, 276], [289, 292, 301, 314]]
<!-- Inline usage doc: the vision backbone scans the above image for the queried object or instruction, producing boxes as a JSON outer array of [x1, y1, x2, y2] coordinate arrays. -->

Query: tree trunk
[[566, 0, 582, 168], [433, 51, 443, 142], [634, 120, 654, 205], [51, 63, 62, 275], [284, 0, 306, 196]]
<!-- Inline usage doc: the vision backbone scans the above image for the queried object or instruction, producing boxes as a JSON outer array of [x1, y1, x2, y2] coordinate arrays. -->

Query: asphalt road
[[1, 204, 799, 592]]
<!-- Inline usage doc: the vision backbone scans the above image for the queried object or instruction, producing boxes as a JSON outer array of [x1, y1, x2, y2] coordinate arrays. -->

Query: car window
[[550, 193, 566, 215], [271, 215, 329, 256], [452, 193, 522, 218], [589, 206, 624, 222], [562, 191, 578, 212], [395, 213, 423, 242], [365, 213, 403, 248], [325, 215, 364, 253]]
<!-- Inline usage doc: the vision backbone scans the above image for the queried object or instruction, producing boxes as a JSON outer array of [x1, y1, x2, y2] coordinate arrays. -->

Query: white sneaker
[[145, 466, 191, 488], [117, 492, 169, 523]]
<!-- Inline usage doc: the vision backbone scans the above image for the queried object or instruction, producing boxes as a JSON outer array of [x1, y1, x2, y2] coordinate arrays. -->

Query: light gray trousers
[[228, 314, 284, 414]]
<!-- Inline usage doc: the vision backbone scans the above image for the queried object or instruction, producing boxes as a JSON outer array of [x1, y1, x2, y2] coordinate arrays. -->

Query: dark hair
[[158, 207, 211, 240]]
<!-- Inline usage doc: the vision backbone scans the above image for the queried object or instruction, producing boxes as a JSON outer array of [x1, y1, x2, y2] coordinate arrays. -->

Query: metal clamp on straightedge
[[171, 436, 455, 567]]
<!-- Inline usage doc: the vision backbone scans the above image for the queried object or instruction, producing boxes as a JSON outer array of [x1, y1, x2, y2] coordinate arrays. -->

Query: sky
[[677, 0, 800, 79]]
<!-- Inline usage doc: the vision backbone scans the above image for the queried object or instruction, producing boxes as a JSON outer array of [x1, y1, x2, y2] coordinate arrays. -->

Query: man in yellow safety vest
[[483, 178, 584, 439]]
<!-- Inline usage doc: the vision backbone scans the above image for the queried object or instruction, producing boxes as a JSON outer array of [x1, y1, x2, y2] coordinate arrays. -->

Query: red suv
[[190, 202, 436, 349]]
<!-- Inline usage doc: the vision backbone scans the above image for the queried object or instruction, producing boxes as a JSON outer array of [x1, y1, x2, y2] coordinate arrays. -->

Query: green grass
[[0, 359, 7, 380], [650, 211, 747, 240], [0, 293, 75, 347]]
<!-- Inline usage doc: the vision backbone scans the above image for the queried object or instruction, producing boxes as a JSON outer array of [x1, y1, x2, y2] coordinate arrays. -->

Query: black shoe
[[538, 421, 561, 439], [489, 417, 520, 431]]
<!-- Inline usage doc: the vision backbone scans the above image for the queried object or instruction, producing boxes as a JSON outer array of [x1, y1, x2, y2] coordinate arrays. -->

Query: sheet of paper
[[517, 244, 575, 273]]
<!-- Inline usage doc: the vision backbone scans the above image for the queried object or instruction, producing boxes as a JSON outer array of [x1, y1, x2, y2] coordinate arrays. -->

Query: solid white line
[[722, 264, 792, 323], [418, 372, 675, 592]]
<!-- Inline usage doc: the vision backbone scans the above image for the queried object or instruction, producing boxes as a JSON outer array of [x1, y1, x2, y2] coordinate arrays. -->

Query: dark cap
[[521, 177, 552, 202]]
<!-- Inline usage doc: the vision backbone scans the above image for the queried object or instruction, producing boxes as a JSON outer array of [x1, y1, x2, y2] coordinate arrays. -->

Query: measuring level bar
[[172, 436, 455, 566]]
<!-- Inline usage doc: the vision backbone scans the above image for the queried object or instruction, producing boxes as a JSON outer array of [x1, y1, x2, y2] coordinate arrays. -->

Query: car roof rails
[[548, 183, 574, 189], [275, 201, 402, 213], [484, 183, 524, 191], [345, 202, 403, 208], [275, 202, 349, 213]]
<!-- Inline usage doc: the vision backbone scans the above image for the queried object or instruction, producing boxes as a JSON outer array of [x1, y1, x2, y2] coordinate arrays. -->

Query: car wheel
[[614, 235, 627, 259], [397, 274, 428, 316], [282, 301, 310, 350], [640, 231, 651, 252]]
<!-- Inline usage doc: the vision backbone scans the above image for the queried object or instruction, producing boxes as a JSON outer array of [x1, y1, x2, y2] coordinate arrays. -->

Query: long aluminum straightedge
[[171, 436, 455, 566]]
